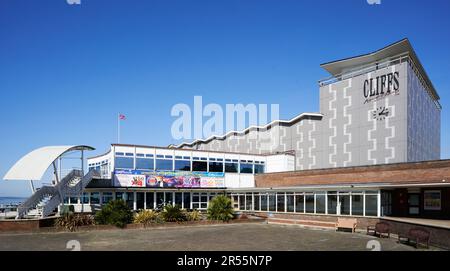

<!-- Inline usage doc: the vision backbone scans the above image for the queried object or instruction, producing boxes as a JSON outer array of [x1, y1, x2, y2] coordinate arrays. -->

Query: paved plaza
[[0, 223, 432, 251]]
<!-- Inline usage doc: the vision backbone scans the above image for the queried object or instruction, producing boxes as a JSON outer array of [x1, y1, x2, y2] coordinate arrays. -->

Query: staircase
[[17, 169, 99, 219]]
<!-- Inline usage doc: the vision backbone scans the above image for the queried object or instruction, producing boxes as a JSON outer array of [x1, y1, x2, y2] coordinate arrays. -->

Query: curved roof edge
[[3, 145, 95, 181], [169, 112, 323, 149]]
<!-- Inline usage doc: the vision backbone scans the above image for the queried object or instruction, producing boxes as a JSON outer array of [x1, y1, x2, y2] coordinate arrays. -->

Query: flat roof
[[320, 38, 439, 101]]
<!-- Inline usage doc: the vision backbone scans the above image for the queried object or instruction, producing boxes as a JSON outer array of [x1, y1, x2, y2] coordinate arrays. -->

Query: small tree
[[94, 199, 133, 228], [207, 195, 234, 222], [160, 204, 187, 223]]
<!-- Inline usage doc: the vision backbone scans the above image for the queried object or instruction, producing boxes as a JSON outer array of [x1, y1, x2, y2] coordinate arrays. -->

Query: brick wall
[[256, 159, 450, 187]]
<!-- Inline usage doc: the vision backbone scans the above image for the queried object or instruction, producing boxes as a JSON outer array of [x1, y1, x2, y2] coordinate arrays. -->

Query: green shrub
[[134, 209, 162, 225], [207, 195, 234, 222], [94, 199, 133, 228], [186, 209, 202, 221], [59, 205, 75, 215], [55, 213, 94, 232], [160, 204, 187, 223]]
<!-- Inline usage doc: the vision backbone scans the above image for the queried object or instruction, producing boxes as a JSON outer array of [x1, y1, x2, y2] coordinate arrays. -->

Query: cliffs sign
[[363, 71, 400, 104]]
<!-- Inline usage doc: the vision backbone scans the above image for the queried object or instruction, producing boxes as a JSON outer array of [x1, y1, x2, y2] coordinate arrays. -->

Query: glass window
[[136, 192, 145, 210], [225, 163, 238, 173], [175, 160, 191, 171], [254, 164, 265, 174], [316, 194, 326, 214], [156, 192, 165, 207], [146, 192, 154, 209], [175, 192, 183, 207], [240, 163, 253, 174], [156, 159, 173, 171], [63, 197, 69, 204], [239, 195, 245, 210], [327, 194, 338, 215], [102, 192, 113, 205], [125, 192, 134, 210], [254, 194, 260, 211], [69, 197, 79, 204], [295, 194, 304, 213], [352, 194, 364, 216], [277, 193, 285, 212], [115, 192, 124, 201], [268, 194, 276, 212], [232, 195, 239, 210], [209, 162, 223, 172], [183, 192, 191, 210], [339, 194, 350, 215], [286, 194, 295, 212], [365, 194, 378, 217], [245, 193, 253, 211], [115, 157, 134, 169], [305, 194, 314, 213], [136, 158, 154, 170], [260, 194, 268, 211], [165, 192, 173, 205], [192, 161, 207, 172], [82, 192, 89, 204], [201, 193, 208, 209]]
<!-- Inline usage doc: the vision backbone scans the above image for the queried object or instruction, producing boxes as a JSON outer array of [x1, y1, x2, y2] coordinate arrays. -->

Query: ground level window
[[183, 192, 191, 210], [315, 193, 326, 214], [146, 192, 154, 209], [239, 195, 245, 210], [277, 193, 285, 212], [245, 193, 253, 211], [327, 193, 337, 215], [295, 194, 304, 213], [286, 194, 295, 212], [365, 194, 378, 216], [260, 194, 268, 211], [339, 193, 350, 215], [351, 194, 363, 216], [175, 192, 183, 208], [254, 194, 260, 211], [232, 195, 239, 210], [102, 192, 113, 205], [305, 194, 314, 213], [268, 194, 276, 212], [156, 192, 164, 207]]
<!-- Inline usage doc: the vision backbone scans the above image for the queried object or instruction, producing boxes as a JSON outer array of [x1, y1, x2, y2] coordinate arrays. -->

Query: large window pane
[[183, 193, 191, 210], [156, 192, 165, 207], [115, 157, 134, 169], [286, 194, 295, 212], [295, 194, 304, 213], [136, 192, 145, 210], [165, 192, 173, 205], [90, 192, 100, 204], [209, 162, 223, 172], [192, 161, 207, 172], [245, 193, 253, 211], [339, 194, 350, 215], [305, 194, 314, 213], [232, 195, 239, 209], [239, 195, 245, 210], [175, 160, 190, 171], [175, 192, 183, 207], [268, 194, 276, 212], [254, 164, 265, 174], [240, 163, 253, 174], [260, 194, 268, 211], [277, 193, 285, 212], [365, 194, 378, 217], [254, 194, 260, 211], [225, 163, 238, 173], [327, 194, 338, 215], [352, 194, 364, 216], [156, 159, 173, 171], [146, 192, 154, 209], [316, 194, 326, 214], [125, 192, 134, 210], [136, 158, 154, 170]]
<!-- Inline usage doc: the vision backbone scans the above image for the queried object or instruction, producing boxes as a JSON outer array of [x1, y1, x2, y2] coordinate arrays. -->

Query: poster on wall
[[113, 170, 225, 188], [424, 190, 441, 211], [114, 173, 146, 187]]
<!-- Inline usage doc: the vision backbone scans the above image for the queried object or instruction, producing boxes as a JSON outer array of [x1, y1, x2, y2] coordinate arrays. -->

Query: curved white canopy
[[3, 145, 95, 181]]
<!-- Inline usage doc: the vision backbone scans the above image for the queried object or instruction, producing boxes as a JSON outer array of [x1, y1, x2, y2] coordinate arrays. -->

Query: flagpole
[[118, 113, 121, 144]]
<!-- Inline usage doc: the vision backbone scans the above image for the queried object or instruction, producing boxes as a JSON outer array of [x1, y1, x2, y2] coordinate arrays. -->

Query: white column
[[363, 191, 366, 217], [377, 190, 382, 218], [133, 191, 137, 211]]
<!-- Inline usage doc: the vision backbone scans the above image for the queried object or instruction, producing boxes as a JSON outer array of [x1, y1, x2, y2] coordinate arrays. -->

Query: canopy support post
[[29, 180, 35, 194]]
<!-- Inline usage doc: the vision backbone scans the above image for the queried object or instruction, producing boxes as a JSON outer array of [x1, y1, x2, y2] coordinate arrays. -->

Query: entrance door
[[408, 193, 420, 216]]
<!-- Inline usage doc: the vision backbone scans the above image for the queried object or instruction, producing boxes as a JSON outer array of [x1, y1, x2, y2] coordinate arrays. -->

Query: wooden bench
[[398, 228, 430, 249], [367, 222, 391, 238], [335, 218, 357, 233]]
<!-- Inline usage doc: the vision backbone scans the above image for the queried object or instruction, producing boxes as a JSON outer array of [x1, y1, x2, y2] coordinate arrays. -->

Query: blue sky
[[1, 0, 449, 197]]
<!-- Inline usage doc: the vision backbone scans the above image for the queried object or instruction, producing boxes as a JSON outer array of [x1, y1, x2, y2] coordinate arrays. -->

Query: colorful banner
[[113, 170, 225, 188]]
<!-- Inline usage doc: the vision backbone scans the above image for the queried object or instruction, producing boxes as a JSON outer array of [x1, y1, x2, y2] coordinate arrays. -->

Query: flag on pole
[[119, 114, 126, 120]]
